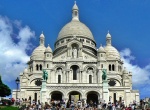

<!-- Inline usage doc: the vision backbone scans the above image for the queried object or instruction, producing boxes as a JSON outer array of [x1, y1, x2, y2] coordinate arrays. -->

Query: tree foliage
[[0, 75, 11, 97]]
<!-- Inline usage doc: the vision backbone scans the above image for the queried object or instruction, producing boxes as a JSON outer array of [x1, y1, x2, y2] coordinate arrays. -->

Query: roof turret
[[98, 45, 106, 53], [40, 31, 45, 38], [72, 1, 78, 10], [106, 31, 111, 46], [45, 44, 52, 53], [72, 1, 79, 21], [39, 32, 45, 46]]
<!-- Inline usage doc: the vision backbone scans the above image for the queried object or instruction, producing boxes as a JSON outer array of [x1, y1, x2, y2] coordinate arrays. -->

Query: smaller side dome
[[31, 45, 46, 60], [45, 44, 52, 53], [98, 45, 106, 53], [104, 45, 120, 59]]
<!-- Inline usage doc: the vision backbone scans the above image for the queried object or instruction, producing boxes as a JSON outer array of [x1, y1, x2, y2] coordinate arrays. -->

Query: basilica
[[12, 2, 139, 106]]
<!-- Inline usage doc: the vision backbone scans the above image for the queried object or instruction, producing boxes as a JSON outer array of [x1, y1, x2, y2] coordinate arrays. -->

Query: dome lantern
[[40, 31, 45, 46], [106, 31, 111, 46], [72, 1, 79, 21]]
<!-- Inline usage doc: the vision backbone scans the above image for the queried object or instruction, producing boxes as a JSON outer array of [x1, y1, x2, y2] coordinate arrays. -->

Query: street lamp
[[15, 77, 20, 100]]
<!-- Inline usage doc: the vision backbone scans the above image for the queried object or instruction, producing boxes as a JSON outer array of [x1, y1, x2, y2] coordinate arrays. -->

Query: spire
[[40, 31, 45, 46], [72, 1, 79, 21], [106, 31, 111, 46]]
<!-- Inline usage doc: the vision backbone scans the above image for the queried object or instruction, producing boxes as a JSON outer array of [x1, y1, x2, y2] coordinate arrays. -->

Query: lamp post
[[15, 77, 20, 100]]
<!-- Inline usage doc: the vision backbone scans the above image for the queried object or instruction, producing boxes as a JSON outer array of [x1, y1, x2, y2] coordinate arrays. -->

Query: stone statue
[[42, 69, 48, 81], [102, 69, 107, 80], [72, 47, 77, 58]]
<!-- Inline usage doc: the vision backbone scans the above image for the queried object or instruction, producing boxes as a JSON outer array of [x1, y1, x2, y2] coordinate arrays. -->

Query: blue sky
[[0, 0, 150, 99]]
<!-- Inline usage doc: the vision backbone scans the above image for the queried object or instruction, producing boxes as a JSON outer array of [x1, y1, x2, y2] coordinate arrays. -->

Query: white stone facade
[[12, 2, 139, 106]]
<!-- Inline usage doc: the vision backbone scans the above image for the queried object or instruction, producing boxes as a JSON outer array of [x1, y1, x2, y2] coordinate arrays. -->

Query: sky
[[0, 0, 150, 99]]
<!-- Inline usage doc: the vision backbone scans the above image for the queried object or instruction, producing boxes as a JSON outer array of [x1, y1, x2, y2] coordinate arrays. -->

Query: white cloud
[[120, 48, 150, 88], [0, 15, 35, 82]]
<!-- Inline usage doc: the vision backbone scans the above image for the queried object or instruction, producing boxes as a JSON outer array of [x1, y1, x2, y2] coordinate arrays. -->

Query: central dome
[[57, 2, 95, 42], [57, 20, 94, 41]]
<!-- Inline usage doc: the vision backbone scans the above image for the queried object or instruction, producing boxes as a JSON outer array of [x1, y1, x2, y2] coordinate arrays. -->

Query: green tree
[[0, 75, 11, 97]]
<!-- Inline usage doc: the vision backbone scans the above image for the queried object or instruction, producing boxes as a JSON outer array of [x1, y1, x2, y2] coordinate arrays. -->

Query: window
[[75, 11, 77, 16], [40, 40, 44, 45], [101, 54, 103, 57], [89, 75, 92, 83], [109, 64, 111, 71], [34, 93, 37, 102], [112, 64, 115, 71], [57, 42, 59, 46], [40, 64, 42, 70], [71, 65, 79, 80], [58, 75, 61, 83], [47, 54, 49, 57], [47, 64, 49, 68], [86, 40, 90, 43], [120, 66, 122, 71], [101, 64, 103, 68], [91, 42, 94, 45], [61, 40, 64, 43], [114, 93, 116, 104], [119, 97, 122, 102], [36, 64, 39, 71]]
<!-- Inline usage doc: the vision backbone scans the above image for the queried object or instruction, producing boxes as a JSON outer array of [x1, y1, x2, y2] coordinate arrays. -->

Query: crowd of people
[[15, 98, 149, 110]]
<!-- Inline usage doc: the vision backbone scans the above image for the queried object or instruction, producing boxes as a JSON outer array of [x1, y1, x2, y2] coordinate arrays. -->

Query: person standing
[[112, 103, 116, 110]]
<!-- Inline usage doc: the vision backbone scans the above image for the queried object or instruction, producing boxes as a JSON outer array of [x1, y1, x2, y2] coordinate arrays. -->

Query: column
[[97, 70, 100, 83], [102, 80, 109, 103], [135, 93, 140, 103], [62, 71, 65, 83], [80, 71, 82, 83], [116, 61, 118, 72], [68, 71, 70, 83], [33, 61, 35, 72], [93, 71, 96, 83], [49, 70, 52, 83], [40, 80, 47, 103], [125, 90, 131, 106], [66, 71, 68, 83]]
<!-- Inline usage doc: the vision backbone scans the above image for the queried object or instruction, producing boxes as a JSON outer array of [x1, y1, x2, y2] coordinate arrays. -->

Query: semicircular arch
[[53, 64, 65, 71], [84, 64, 96, 71]]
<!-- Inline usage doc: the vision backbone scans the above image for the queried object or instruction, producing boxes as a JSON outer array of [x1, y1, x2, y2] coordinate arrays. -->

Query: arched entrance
[[69, 91, 81, 102], [87, 91, 99, 105], [51, 91, 63, 101]]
